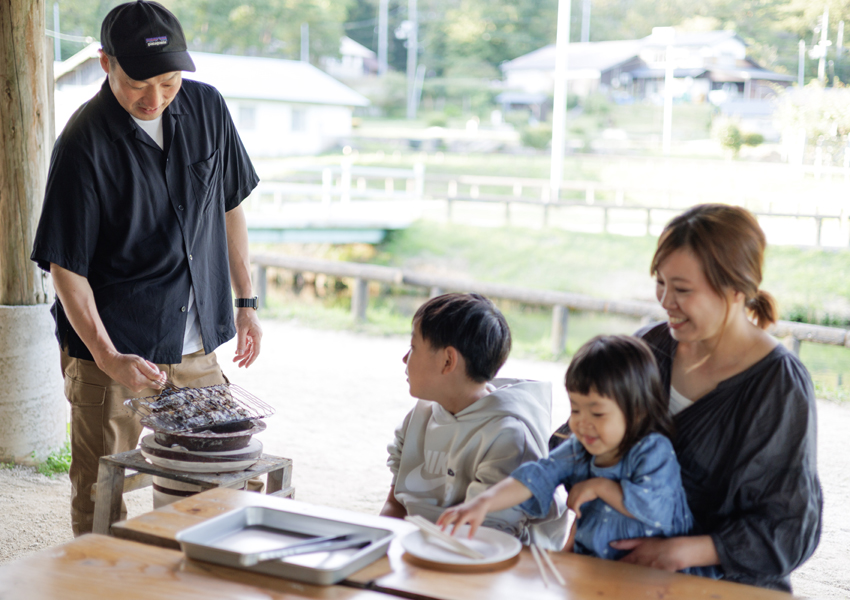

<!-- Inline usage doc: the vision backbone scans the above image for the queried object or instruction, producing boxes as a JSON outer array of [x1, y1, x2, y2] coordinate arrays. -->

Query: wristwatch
[[234, 296, 258, 310]]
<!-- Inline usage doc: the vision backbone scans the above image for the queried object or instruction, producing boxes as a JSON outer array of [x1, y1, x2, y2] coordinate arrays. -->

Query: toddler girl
[[437, 335, 718, 577]]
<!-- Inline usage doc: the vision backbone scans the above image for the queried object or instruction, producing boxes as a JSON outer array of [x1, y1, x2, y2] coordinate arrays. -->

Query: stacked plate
[[140, 433, 263, 508]]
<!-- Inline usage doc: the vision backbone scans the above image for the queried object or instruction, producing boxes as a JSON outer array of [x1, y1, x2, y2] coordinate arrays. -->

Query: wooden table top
[[113, 488, 796, 600], [0, 534, 387, 600]]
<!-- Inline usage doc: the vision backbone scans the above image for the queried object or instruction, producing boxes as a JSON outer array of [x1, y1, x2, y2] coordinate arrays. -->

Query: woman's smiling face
[[654, 247, 733, 345]]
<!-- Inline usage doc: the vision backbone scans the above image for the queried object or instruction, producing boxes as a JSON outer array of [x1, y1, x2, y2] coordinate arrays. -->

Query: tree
[[49, 0, 352, 62]]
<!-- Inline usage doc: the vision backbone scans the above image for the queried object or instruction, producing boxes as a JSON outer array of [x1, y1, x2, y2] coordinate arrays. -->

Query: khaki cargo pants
[[61, 348, 226, 537]]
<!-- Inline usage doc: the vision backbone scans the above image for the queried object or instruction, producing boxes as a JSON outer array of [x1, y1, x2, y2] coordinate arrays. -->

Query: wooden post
[[0, 0, 51, 306], [340, 158, 352, 204], [321, 168, 332, 205], [429, 286, 443, 298], [646, 208, 652, 236], [351, 277, 368, 321], [413, 162, 425, 198], [551, 305, 569, 356], [603, 206, 609, 234], [252, 265, 267, 309], [504, 201, 511, 226], [0, 0, 67, 465], [782, 335, 801, 356]]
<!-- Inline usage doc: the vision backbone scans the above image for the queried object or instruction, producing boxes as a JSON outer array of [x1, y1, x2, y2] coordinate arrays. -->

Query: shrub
[[35, 439, 71, 477], [521, 124, 552, 149], [743, 132, 764, 147], [713, 119, 743, 156]]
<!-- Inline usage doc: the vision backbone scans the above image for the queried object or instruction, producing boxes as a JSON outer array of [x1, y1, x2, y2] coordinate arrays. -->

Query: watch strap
[[234, 296, 258, 309]]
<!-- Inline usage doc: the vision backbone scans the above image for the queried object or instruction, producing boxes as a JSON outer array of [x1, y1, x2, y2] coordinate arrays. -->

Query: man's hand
[[98, 351, 166, 393], [233, 307, 262, 368]]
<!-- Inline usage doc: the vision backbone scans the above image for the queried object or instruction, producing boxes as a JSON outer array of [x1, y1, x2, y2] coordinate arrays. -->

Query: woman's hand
[[610, 535, 719, 572]]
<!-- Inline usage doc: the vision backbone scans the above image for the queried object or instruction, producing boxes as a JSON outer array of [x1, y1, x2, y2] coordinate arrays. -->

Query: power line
[[46, 29, 95, 44]]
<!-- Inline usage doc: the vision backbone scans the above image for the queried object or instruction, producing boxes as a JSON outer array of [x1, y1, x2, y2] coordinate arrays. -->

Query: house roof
[[709, 66, 795, 82], [629, 67, 708, 79], [184, 52, 370, 107], [54, 41, 101, 79], [642, 29, 747, 48], [340, 36, 376, 59], [54, 44, 370, 107], [502, 40, 642, 74]]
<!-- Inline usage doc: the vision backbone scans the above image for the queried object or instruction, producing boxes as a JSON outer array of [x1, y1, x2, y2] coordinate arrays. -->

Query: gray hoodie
[[388, 378, 567, 548]]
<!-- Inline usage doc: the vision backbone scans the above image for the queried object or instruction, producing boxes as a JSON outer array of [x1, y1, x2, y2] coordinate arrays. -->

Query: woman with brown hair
[[613, 204, 822, 591]]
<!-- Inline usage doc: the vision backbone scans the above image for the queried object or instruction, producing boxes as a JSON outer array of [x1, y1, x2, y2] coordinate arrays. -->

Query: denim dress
[[512, 432, 720, 578]]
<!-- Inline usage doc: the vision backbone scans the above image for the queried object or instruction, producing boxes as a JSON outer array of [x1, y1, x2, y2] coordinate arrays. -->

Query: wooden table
[[93, 449, 294, 535], [0, 534, 388, 600], [113, 487, 796, 600]]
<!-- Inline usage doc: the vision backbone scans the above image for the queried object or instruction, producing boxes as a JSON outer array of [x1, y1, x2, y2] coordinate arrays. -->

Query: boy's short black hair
[[565, 335, 674, 458], [413, 293, 511, 383]]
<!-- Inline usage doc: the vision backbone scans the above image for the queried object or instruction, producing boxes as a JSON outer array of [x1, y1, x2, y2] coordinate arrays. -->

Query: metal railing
[[250, 254, 850, 356]]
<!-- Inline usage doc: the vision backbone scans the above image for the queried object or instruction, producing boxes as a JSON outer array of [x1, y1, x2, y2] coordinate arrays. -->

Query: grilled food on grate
[[124, 383, 274, 433]]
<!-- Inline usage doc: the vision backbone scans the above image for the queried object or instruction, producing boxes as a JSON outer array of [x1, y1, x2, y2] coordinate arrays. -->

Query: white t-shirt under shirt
[[669, 385, 694, 415], [131, 115, 204, 355]]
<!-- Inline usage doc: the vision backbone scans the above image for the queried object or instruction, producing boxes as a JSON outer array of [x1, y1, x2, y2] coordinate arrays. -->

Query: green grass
[[34, 439, 72, 477]]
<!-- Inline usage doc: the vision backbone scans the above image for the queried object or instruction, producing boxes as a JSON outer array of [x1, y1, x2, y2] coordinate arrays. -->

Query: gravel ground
[[1, 319, 847, 598]]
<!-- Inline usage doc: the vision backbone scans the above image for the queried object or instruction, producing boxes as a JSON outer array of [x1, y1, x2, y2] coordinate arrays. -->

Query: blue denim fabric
[[512, 432, 720, 578]]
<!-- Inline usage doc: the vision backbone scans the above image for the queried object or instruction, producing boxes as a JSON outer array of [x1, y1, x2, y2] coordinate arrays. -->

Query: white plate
[[400, 525, 521, 566]]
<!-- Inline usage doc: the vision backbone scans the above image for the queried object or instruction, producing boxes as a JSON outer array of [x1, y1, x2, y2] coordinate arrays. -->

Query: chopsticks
[[404, 515, 486, 559], [530, 542, 565, 587]]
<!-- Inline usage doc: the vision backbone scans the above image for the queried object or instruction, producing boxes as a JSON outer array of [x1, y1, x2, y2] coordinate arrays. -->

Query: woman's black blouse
[[638, 322, 822, 592]]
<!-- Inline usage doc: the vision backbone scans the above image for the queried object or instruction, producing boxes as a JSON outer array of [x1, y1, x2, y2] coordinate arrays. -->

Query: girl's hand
[[437, 497, 490, 539], [566, 478, 601, 519], [563, 519, 578, 552], [610, 535, 718, 572]]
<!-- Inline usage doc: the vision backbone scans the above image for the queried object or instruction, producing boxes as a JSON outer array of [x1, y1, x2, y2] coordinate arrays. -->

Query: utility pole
[[818, 7, 829, 84], [406, 0, 418, 119], [580, 0, 591, 43], [799, 40, 806, 87], [655, 27, 675, 156], [300, 23, 309, 63], [550, 0, 572, 202], [378, 0, 388, 75], [53, 2, 60, 61]]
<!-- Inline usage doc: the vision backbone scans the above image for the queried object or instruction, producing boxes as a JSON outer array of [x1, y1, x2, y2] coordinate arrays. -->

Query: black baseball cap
[[101, 0, 196, 81]]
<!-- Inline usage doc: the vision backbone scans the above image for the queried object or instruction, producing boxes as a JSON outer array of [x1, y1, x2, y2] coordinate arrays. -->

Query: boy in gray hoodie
[[381, 293, 566, 548]]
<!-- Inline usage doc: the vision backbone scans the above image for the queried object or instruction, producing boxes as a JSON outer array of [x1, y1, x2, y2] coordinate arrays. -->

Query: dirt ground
[[1, 319, 847, 598]]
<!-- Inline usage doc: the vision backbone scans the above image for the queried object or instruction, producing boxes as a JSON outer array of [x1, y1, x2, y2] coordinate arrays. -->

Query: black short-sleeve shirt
[[31, 77, 259, 364]]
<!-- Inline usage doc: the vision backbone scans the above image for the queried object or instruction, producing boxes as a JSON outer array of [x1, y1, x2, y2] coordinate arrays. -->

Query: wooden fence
[[248, 166, 847, 247], [250, 254, 850, 356]]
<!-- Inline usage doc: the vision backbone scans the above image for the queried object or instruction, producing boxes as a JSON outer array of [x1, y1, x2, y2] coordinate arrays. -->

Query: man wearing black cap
[[31, 0, 262, 536]]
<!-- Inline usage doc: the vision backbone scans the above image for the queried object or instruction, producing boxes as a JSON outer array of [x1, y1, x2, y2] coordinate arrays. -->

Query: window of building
[[291, 108, 307, 132], [239, 105, 256, 130]]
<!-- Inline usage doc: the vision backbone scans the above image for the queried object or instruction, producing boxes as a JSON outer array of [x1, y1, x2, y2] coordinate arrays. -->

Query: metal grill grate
[[124, 383, 274, 433]]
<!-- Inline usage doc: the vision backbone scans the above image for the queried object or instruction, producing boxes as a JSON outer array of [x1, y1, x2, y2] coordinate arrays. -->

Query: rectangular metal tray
[[175, 506, 395, 585]]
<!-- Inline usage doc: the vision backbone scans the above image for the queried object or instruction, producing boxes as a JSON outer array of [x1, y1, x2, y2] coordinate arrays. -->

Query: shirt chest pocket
[[188, 150, 222, 214]]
